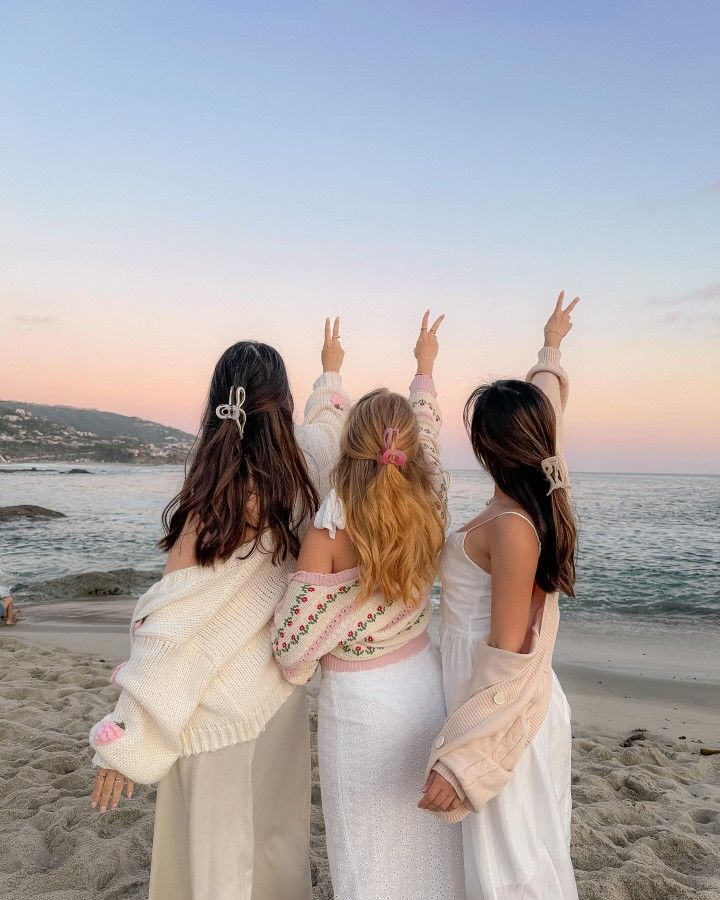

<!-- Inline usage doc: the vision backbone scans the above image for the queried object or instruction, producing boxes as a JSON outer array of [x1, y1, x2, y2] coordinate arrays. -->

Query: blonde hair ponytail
[[334, 389, 445, 607]]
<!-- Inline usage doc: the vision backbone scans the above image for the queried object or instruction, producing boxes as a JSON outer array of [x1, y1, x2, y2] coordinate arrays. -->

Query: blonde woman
[[272, 312, 464, 900]]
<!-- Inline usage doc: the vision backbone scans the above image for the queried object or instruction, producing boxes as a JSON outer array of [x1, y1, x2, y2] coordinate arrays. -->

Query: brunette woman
[[88, 319, 349, 900], [421, 293, 580, 900]]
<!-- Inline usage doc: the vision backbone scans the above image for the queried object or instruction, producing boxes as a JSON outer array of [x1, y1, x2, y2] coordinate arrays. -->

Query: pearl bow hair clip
[[216, 386, 247, 437], [541, 455, 570, 495]]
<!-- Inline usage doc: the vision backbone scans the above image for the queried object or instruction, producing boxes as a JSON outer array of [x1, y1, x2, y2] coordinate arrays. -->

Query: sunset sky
[[2, 2, 719, 473]]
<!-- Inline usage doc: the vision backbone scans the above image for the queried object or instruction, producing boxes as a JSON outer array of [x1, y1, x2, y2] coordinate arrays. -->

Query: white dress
[[439, 514, 578, 900], [316, 496, 465, 900]]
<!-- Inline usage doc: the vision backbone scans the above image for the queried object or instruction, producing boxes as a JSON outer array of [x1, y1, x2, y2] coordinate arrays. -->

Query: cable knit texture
[[273, 375, 446, 684], [89, 371, 350, 785]]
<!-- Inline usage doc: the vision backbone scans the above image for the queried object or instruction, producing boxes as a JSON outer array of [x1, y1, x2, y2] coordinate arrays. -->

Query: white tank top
[[439, 511, 540, 635]]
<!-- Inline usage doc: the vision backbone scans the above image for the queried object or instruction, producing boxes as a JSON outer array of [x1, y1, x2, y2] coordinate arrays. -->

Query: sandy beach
[[1, 576, 719, 899]]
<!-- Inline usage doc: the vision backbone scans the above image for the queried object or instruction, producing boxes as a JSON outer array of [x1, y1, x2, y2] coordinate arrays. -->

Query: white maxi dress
[[316, 498, 465, 900], [439, 514, 578, 900]]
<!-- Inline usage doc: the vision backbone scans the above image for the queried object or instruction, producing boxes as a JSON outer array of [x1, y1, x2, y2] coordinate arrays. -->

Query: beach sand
[[1, 584, 719, 899]]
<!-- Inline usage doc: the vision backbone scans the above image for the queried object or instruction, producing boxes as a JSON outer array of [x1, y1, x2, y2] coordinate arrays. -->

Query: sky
[[1, 1, 719, 473]]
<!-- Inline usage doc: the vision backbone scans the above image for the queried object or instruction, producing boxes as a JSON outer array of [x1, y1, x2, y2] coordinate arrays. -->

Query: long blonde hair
[[334, 389, 445, 607]]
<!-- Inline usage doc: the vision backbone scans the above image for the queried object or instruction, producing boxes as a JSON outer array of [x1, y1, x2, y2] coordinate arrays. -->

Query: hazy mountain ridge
[[0, 400, 194, 464]]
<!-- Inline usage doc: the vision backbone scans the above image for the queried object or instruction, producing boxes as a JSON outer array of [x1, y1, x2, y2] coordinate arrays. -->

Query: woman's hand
[[414, 310, 445, 377], [544, 291, 580, 349], [91, 767, 135, 813], [321, 316, 344, 373], [418, 770, 464, 813]]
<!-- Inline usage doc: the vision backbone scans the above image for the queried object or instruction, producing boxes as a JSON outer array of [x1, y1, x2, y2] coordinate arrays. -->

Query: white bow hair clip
[[541, 456, 570, 495], [216, 386, 247, 437]]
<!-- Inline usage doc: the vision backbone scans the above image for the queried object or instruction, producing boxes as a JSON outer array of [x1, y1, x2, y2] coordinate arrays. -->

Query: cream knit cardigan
[[89, 372, 349, 785]]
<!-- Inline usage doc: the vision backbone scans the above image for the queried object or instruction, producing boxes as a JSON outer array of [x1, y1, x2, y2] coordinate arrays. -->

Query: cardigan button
[[435, 735, 445, 749], [493, 692, 506, 706]]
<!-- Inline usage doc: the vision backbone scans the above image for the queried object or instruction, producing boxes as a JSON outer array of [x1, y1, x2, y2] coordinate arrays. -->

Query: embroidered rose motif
[[94, 718, 126, 746]]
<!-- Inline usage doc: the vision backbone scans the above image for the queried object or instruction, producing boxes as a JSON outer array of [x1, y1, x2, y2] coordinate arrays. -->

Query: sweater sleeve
[[295, 372, 351, 500], [272, 575, 359, 685], [409, 374, 448, 519], [90, 634, 217, 784], [526, 346, 569, 458]]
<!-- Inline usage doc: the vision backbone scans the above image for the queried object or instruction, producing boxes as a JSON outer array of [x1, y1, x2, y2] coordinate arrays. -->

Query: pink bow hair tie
[[378, 427, 407, 467], [379, 448, 408, 467]]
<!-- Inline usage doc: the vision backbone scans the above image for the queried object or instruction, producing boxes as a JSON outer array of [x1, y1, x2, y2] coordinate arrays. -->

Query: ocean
[[1, 464, 718, 629]]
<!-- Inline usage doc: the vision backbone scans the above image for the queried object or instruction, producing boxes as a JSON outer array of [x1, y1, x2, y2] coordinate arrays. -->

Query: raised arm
[[410, 310, 448, 518], [297, 316, 351, 498], [525, 291, 578, 459]]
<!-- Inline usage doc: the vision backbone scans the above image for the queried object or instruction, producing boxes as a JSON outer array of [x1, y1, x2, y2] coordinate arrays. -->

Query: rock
[[65, 468, 91, 474], [0, 505, 66, 522], [620, 728, 648, 748], [11, 568, 161, 602]]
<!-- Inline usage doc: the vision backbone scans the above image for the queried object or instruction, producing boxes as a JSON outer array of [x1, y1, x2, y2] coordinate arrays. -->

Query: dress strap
[[464, 510, 541, 548], [314, 488, 346, 539]]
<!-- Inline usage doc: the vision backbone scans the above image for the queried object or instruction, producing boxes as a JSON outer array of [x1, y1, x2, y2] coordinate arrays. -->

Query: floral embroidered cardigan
[[272, 374, 446, 685]]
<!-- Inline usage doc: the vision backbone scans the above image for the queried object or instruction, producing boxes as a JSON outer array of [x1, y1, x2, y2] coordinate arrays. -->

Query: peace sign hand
[[544, 291, 580, 349], [415, 310, 445, 377], [321, 316, 344, 373]]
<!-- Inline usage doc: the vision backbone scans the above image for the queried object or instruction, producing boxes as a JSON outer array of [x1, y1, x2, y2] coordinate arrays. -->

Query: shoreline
[[11, 599, 720, 746]]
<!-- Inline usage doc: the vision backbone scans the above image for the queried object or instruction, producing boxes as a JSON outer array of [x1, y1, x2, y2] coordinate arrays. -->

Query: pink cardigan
[[425, 587, 560, 823]]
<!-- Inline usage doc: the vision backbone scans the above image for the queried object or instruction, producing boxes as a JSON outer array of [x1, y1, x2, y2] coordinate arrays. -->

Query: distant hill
[[0, 400, 194, 464]]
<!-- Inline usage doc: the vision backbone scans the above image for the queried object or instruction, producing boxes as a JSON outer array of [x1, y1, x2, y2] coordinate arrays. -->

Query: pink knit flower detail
[[109, 662, 126, 685], [330, 393, 346, 410], [93, 717, 126, 746]]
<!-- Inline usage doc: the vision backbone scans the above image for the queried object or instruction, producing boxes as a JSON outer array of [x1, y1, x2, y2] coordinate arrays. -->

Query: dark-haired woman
[[88, 319, 349, 900], [420, 293, 580, 899]]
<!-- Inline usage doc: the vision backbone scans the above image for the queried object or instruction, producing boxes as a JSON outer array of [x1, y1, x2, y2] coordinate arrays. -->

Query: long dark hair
[[464, 379, 577, 597], [159, 341, 319, 566]]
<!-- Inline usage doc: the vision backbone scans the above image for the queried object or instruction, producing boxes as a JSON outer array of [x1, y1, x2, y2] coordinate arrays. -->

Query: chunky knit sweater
[[89, 372, 350, 785], [273, 375, 446, 684]]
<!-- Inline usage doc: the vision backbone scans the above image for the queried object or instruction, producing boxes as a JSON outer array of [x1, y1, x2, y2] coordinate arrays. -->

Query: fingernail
[[112, 803, 118, 809], [100, 806, 106, 813], [91, 801, 97, 809]]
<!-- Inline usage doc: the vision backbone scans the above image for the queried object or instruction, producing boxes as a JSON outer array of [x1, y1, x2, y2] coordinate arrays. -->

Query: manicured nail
[[91, 801, 97, 809], [100, 806, 106, 813], [111, 803, 117, 809]]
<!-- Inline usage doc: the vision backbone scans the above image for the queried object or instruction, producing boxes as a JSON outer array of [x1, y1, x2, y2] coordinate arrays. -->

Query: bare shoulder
[[486, 513, 540, 564], [296, 525, 335, 574], [164, 516, 199, 575]]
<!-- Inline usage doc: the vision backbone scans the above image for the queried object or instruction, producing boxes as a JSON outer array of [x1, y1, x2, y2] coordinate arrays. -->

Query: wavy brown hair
[[334, 389, 445, 607], [159, 341, 319, 566], [464, 380, 577, 597]]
